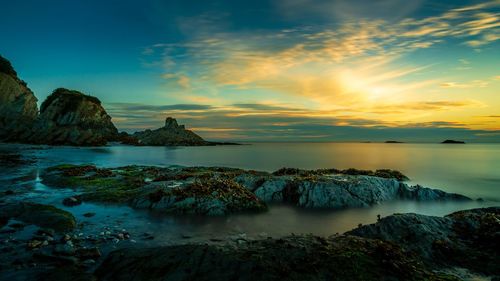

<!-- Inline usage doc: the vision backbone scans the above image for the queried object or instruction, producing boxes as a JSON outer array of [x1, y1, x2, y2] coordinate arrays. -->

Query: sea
[[1, 142, 499, 242]]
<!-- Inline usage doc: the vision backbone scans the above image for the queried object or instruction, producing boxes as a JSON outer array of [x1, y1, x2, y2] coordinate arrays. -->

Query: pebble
[[81, 259, 96, 267]]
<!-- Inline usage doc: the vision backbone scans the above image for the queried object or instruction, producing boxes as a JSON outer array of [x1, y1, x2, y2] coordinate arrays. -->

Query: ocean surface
[[2, 142, 499, 241]]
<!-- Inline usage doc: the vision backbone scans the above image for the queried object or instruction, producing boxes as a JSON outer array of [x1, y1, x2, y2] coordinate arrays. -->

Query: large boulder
[[0, 55, 38, 141], [31, 88, 118, 146], [133, 117, 209, 146], [347, 207, 500, 275]]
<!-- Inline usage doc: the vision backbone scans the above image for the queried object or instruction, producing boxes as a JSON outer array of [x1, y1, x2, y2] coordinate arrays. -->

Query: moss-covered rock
[[42, 164, 268, 215], [0, 202, 76, 232], [41, 164, 469, 214], [272, 167, 409, 181], [133, 178, 267, 215]]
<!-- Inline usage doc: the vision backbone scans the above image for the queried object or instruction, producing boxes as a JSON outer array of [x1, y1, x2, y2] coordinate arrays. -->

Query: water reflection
[[20, 142, 500, 200]]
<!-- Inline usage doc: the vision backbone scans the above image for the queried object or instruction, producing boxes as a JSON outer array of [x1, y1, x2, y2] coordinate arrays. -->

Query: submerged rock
[[0, 202, 76, 232], [95, 235, 455, 281], [347, 207, 500, 276], [0, 55, 38, 141]]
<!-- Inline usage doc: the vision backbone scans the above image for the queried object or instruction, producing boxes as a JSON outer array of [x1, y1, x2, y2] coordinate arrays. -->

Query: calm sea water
[[27, 142, 500, 200], [2, 142, 499, 239]]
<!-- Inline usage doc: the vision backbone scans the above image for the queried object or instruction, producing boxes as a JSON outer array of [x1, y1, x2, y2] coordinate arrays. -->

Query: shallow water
[[16, 142, 500, 199], [1, 142, 499, 241]]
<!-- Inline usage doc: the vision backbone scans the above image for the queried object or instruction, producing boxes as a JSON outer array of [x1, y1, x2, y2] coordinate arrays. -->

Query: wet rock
[[0, 202, 76, 232], [76, 247, 101, 259], [131, 178, 267, 215], [3, 190, 14, 195], [32, 252, 78, 266], [41, 164, 471, 214], [54, 242, 76, 256], [95, 235, 454, 281], [63, 196, 82, 207], [83, 212, 96, 218], [347, 207, 500, 276], [36, 228, 55, 237], [27, 240, 44, 249], [253, 175, 469, 209]]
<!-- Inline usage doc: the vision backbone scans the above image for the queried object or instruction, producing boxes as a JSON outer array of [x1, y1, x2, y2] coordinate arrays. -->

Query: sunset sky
[[2, 0, 499, 142]]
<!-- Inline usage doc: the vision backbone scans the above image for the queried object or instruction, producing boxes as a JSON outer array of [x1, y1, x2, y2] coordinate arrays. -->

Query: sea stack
[[133, 117, 208, 146], [441, 140, 465, 144], [0, 55, 38, 141]]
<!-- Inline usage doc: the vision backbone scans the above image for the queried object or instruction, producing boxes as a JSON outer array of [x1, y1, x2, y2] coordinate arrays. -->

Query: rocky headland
[[40, 164, 469, 215], [0, 56, 38, 141], [29, 88, 119, 146], [0, 55, 234, 147]]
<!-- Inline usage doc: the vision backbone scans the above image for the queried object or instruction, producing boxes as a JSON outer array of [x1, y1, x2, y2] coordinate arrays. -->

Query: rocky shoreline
[[40, 164, 469, 215], [0, 153, 497, 280], [0, 202, 497, 280], [0, 55, 237, 147]]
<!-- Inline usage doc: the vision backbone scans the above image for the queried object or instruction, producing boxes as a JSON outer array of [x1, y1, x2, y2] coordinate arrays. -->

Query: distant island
[[441, 140, 465, 144], [385, 141, 404, 143], [0, 55, 237, 147]]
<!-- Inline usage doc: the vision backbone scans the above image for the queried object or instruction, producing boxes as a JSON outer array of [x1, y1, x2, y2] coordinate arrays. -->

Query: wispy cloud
[[135, 0, 500, 138], [107, 101, 500, 142]]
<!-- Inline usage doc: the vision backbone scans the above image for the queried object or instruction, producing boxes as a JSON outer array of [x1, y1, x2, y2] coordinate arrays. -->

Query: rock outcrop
[[95, 235, 454, 281], [0, 55, 38, 141], [442, 139, 465, 144], [132, 117, 209, 146], [41, 165, 470, 215], [1, 56, 119, 146], [347, 207, 500, 276], [30, 88, 119, 146], [91, 207, 499, 281]]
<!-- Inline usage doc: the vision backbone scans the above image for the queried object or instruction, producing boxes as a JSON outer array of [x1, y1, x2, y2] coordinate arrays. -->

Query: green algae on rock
[[41, 164, 267, 215], [0, 203, 76, 232], [41, 164, 470, 215]]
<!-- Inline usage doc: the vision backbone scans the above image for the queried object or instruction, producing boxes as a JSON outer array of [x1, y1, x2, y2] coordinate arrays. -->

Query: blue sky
[[1, 0, 499, 142]]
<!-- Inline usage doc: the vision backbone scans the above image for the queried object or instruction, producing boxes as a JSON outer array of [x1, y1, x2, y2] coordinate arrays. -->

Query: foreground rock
[[0, 202, 76, 232], [96, 234, 454, 281], [0, 55, 38, 141], [348, 207, 500, 276], [30, 88, 119, 146], [41, 164, 469, 215]]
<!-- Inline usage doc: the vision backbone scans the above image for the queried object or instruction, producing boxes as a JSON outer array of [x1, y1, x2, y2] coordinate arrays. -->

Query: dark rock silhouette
[[0, 55, 237, 146], [30, 88, 118, 146], [0, 55, 38, 141], [441, 139, 465, 144], [132, 117, 209, 146]]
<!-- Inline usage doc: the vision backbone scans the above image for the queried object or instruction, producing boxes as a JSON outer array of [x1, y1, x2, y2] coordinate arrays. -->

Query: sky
[[1, 0, 499, 142]]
